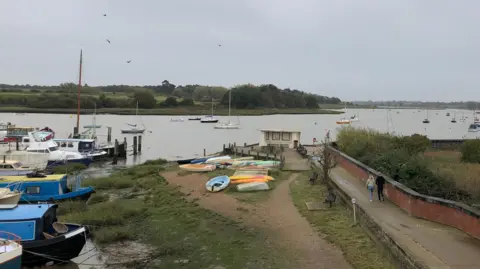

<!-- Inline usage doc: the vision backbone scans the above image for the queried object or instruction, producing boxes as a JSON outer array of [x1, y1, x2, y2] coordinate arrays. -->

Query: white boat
[[25, 132, 92, 167], [0, 160, 38, 176], [53, 138, 107, 159], [0, 231, 22, 268], [468, 123, 480, 132], [201, 98, 219, 123], [0, 123, 8, 140], [179, 164, 216, 172], [237, 182, 270, 192], [170, 118, 184, 122], [336, 118, 351, 125], [188, 116, 202, 121], [215, 90, 240, 129], [205, 155, 232, 163], [0, 188, 21, 209], [121, 102, 146, 134]]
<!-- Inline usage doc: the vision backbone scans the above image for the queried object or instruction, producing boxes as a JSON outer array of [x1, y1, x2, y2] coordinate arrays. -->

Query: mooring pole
[[133, 136, 138, 155], [138, 136, 142, 153]]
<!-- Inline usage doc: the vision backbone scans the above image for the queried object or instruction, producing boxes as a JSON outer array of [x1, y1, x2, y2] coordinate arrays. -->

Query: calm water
[[2, 109, 479, 164]]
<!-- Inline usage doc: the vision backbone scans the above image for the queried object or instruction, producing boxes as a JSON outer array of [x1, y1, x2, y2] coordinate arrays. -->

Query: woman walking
[[366, 175, 375, 202]]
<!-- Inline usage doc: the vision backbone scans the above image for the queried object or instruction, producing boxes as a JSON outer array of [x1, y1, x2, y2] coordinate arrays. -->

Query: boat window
[[60, 143, 67, 148], [68, 143, 74, 148], [0, 164, 13, 169], [12, 162, 22, 168], [265, 132, 270, 140], [272, 132, 280, 140], [49, 146, 58, 152], [26, 186, 40, 194], [282, 132, 291, 141], [23, 138, 30, 143], [79, 141, 93, 151]]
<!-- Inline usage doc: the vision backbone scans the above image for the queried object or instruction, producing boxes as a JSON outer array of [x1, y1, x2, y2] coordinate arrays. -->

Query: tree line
[[0, 81, 341, 109]]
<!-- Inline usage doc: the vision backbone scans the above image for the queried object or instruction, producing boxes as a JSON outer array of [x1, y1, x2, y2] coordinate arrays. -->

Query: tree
[[313, 135, 338, 184], [133, 90, 156, 109], [163, 96, 178, 107]]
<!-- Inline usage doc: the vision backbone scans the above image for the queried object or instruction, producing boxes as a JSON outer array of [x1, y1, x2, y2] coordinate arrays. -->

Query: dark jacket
[[376, 176, 385, 187]]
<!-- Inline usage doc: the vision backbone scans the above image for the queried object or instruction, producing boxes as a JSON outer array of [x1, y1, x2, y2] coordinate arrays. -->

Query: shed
[[259, 129, 301, 149]]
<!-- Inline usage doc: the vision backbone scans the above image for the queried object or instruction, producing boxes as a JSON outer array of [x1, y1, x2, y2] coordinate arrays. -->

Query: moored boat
[[0, 231, 22, 269], [0, 189, 21, 209], [179, 164, 216, 172], [0, 204, 87, 266], [54, 138, 108, 160], [336, 118, 351, 125], [0, 173, 94, 202], [0, 160, 37, 176]]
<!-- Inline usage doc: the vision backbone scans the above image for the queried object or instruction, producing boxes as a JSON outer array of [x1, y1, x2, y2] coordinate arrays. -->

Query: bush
[[460, 139, 480, 163], [51, 163, 87, 174]]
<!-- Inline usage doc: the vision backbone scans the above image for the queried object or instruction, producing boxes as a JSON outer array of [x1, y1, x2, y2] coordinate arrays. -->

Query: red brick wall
[[332, 150, 480, 240]]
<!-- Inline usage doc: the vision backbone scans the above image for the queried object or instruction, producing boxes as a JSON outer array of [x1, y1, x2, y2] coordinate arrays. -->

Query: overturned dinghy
[[179, 164, 216, 172], [237, 182, 270, 192], [206, 175, 230, 192]]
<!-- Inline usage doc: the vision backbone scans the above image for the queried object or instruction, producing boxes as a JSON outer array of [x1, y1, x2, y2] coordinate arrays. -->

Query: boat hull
[[0, 255, 21, 269], [200, 120, 218, 123], [206, 175, 230, 192], [21, 224, 87, 267], [20, 187, 95, 203], [0, 242, 22, 269], [121, 129, 145, 134], [176, 158, 195, 164], [47, 157, 92, 168], [179, 164, 216, 172]]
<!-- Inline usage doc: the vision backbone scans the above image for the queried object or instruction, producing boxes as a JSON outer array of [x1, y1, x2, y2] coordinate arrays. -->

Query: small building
[[259, 129, 301, 149]]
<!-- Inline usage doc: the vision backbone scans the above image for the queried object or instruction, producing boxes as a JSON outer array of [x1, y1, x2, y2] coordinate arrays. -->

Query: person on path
[[376, 175, 386, 201], [366, 175, 375, 202]]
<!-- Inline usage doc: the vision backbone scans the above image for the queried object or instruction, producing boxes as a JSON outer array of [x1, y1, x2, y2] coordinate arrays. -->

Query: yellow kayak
[[230, 178, 271, 184], [230, 175, 273, 181]]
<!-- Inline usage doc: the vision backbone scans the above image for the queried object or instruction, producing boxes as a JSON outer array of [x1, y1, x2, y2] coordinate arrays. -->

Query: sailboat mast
[[228, 90, 231, 118], [211, 97, 214, 116], [76, 49, 83, 132]]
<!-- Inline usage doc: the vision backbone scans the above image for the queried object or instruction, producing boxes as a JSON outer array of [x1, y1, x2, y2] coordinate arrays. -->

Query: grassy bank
[[290, 174, 395, 269], [58, 160, 287, 268], [0, 106, 343, 115]]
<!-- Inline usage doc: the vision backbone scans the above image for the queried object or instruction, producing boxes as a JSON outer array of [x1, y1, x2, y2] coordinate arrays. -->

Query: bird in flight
[[218, 44, 222, 47], [126, 60, 131, 63], [103, 14, 107, 16], [106, 39, 111, 44]]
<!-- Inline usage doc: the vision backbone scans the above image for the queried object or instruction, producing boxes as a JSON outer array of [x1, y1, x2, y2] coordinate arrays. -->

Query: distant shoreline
[[0, 107, 345, 116]]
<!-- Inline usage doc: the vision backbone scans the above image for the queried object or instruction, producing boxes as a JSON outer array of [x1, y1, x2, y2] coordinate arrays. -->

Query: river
[[3, 109, 479, 165]]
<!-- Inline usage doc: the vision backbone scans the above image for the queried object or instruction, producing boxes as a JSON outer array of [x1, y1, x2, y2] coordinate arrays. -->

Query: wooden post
[[274, 153, 277, 160], [203, 149, 206, 157], [133, 136, 138, 155], [256, 152, 260, 159], [107, 127, 112, 143], [16, 138, 19, 151], [223, 144, 225, 153], [244, 142, 247, 147], [138, 136, 142, 153], [112, 139, 119, 165], [248, 150, 251, 156], [234, 142, 236, 147], [2, 155, 5, 163]]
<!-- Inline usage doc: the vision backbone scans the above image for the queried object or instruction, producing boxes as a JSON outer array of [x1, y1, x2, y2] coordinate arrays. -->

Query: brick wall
[[329, 146, 480, 240]]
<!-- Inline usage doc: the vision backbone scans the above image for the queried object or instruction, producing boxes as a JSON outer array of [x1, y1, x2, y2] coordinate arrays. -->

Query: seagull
[[126, 60, 131, 63], [106, 39, 111, 44], [103, 14, 107, 16], [218, 44, 222, 47]]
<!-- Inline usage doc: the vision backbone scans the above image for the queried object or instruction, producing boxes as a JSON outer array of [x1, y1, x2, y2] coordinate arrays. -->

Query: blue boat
[[0, 173, 95, 202], [205, 175, 230, 192], [0, 204, 87, 266], [190, 158, 208, 164], [46, 156, 93, 168], [0, 231, 22, 269]]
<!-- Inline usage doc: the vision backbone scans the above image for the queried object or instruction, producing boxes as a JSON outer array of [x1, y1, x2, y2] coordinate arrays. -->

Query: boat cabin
[[54, 138, 96, 153], [6, 126, 35, 138], [0, 160, 30, 170], [0, 204, 58, 241], [259, 129, 301, 149]]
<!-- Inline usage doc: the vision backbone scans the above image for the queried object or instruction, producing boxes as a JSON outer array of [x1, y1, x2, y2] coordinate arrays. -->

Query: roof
[[54, 138, 95, 142], [0, 174, 67, 182], [259, 129, 301, 133], [0, 204, 57, 221]]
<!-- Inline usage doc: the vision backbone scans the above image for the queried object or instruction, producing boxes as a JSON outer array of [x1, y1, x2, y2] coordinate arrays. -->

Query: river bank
[[0, 106, 344, 115]]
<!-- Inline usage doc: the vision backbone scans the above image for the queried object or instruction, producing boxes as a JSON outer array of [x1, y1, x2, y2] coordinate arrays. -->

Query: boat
[[349, 104, 360, 122], [179, 164, 216, 172], [176, 158, 196, 164], [0, 173, 95, 202], [215, 90, 240, 129], [170, 118, 184, 122], [468, 123, 480, 132], [0, 123, 10, 141], [83, 124, 102, 128], [190, 157, 209, 164], [200, 98, 219, 123], [230, 178, 272, 184], [0, 151, 49, 171], [205, 175, 230, 192], [2, 126, 35, 143], [53, 138, 108, 160], [188, 116, 202, 121], [0, 231, 22, 269], [446, 112, 450, 117], [121, 102, 146, 134], [237, 182, 270, 192], [230, 175, 273, 181], [233, 170, 269, 176], [0, 160, 37, 176], [25, 132, 92, 167], [336, 118, 351, 125], [0, 189, 21, 209], [205, 155, 232, 163], [0, 204, 87, 266], [451, 111, 457, 123], [422, 110, 430, 124]]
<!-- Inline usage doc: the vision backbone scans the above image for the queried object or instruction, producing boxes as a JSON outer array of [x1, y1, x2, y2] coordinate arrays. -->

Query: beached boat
[[205, 156, 232, 164], [0, 188, 21, 209], [237, 182, 270, 192], [230, 178, 272, 184], [0, 204, 87, 266], [176, 158, 196, 165], [230, 175, 273, 181], [206, 175, 230, 192], [179, 164, 216, 172], [0, 231, 22, 269], [0, 173, 94, 202]]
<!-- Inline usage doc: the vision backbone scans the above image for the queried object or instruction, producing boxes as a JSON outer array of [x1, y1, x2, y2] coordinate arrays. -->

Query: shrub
[[142, 158, 168, 166], [51, 163, 87, 174], [460, 139, 480, 163]]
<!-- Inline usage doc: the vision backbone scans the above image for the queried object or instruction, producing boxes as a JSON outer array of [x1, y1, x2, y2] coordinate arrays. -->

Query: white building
[[259, 129, 301, 149]]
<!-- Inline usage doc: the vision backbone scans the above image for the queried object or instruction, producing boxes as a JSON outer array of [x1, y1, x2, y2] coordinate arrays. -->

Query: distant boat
[[121, 102, 145, 134], [336, 118, 351, 125], [188, 116, 202, 121], [422, 109, 430, 124], [170, 118, 184, 122], [200, 98, 219, 123], [215, 90, 239, 129], [451, 111, 457, 123]]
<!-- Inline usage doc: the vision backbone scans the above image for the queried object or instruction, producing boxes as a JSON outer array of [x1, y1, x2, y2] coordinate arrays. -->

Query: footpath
[[330, 166, 480, 269]]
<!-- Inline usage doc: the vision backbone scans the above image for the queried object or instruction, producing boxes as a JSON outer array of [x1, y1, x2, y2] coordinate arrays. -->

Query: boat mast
[[228, 90, 231, 122], [76, 49, 83, 133], [211, 97, 214, 117]]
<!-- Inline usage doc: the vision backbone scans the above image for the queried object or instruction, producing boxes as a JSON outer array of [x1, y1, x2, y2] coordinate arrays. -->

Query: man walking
[[376, 175, 386, 201]]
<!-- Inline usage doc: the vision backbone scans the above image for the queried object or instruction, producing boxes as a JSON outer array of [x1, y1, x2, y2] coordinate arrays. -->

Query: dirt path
[[162, 171, 352, 269]]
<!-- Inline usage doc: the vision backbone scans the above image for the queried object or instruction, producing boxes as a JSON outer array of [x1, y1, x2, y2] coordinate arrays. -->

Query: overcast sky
[[1, 0, 479, 101]]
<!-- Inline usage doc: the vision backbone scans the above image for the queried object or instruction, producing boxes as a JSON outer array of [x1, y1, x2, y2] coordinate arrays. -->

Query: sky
[[1, 0, 480, 102]]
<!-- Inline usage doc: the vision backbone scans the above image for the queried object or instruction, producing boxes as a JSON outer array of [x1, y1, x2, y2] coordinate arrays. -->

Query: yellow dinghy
[[179, 164, 216, 172], [230, 175, 273, 181]]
